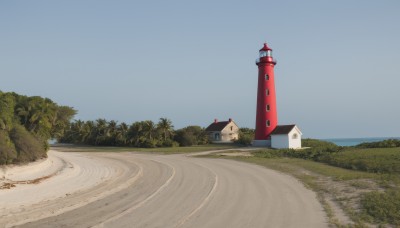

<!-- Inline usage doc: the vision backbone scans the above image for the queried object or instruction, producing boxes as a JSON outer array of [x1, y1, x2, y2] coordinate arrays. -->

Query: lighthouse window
[[266, 120, 270, 127], [265, 74, 269, 80], [266, 89, 269, 96], [266, 105, 270, 111]]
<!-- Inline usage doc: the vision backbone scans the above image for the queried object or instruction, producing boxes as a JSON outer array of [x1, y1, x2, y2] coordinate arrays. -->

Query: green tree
[[115, 122, 129, 146], [174, 126, 208, 146], [157, 118, 174, 141]]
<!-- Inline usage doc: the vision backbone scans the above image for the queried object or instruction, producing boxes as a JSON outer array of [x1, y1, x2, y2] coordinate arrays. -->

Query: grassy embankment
[[51, 143, 243, 154], [206, 139, 400, 227]]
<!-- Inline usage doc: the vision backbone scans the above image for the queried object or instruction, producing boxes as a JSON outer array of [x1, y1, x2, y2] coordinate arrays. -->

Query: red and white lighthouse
[[253, 43, 277, 146]]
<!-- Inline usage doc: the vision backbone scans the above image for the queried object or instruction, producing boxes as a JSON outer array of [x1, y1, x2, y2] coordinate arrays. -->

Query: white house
[[205, 118, 239, 143], [270, 125, 302, 149]]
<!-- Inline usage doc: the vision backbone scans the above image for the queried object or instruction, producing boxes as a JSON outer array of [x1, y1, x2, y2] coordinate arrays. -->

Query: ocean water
[[320, 137, 400, 147]]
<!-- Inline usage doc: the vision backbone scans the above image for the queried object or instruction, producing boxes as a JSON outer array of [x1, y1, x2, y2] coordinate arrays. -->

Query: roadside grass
[[204, 151, 400, 227], [51, 144, 242, 154], [324, 147, 400, 174]]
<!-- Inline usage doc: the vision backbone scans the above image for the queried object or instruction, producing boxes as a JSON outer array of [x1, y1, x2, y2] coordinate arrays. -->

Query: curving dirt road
[[0, 150, 327, 228]]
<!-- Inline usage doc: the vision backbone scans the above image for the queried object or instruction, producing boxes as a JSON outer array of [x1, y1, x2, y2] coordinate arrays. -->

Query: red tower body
[[254, 43, 277, 143]]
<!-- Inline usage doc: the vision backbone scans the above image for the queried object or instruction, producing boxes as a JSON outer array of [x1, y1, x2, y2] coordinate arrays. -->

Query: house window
[[266, 120, 270, 127], [265, 74, 269, 80], [266, 105, 270, 111], [266, 89, 269, 96], [230, 126, 233, 131], [214, 133, 220, 140], [292, 133, 298, 139]]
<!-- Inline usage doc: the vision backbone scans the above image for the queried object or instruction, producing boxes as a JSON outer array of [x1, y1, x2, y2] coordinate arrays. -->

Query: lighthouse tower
[[253, 43, 277, 147]]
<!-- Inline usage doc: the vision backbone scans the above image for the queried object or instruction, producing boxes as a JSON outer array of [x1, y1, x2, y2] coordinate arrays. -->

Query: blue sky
[[1, 1, 399, 138]]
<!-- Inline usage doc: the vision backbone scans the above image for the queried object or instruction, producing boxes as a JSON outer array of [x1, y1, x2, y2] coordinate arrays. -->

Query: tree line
[[59, 118, 210, 148], [0, 91, 76, 165], [0, 91, 254, 165]]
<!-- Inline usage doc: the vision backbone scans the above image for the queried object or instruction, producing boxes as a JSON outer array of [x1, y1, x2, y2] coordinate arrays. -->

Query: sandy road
[[0, 150, 327, 228]]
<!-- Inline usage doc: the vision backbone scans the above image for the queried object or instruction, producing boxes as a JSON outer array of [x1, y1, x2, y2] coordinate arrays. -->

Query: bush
[[161, 139, 179, 147], [356, 139, 400, 148], [174, 126, 208, 147], [361, 189, 400, 225], [9, 125, 47, 163], [0, 130, 17, 165], [235, 132, 253, 146], [323, 148, 400, 174]]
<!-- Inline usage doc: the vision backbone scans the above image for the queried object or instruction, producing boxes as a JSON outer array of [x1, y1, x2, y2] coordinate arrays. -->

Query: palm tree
[[157, 118, 174, 141], [115, 122, 129, 146], [128, 121, 144, 147], [142, 120, 157, 141], [94, 119, 108, 145]]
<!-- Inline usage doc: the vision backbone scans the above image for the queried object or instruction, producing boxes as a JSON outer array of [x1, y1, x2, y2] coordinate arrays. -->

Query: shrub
[[302, 138, 338, 148], [174, 126, 208, 147], [9, 125, 47, 163], [0, 130, 17, 165], [323, 148, 400, 174], [361, 189, 400, 225], [356, 139, 400, 148], [235, 131, 254, 146]]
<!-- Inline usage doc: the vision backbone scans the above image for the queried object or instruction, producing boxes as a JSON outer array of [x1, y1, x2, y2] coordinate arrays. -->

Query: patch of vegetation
[[361, 189, 400, 225], [10, 125, 47, 162], [59, 118, 211, 148], [356, 139, 400, 148], [324, 148, 400, 174], [254, 139, 400, 175], [234, 128, 254, 146], [0, 91, 76, 165]]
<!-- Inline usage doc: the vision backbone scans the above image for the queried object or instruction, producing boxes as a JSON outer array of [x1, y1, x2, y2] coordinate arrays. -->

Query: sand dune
[[0, 150, 327, 228]]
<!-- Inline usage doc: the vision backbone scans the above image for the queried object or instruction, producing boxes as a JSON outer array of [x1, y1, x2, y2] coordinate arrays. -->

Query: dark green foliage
[[235, 128, 254, 146], [0, 91, 75, 165], [174, 126, 208, 147], [302, 138, 338, 148], [60, 118, 197, 148], [361, 189, 400, 225], [9, 125, 47, 163], [0, 130, 17, 164], [356, 139, 400, 148]]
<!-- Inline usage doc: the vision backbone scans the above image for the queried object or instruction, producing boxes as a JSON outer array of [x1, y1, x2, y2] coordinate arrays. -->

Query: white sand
[[0, 150, 141, 227]]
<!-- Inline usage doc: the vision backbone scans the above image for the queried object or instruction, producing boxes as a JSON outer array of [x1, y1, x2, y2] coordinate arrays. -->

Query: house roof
[[270, 125, 297, 135], [205, 121, 230, 131]]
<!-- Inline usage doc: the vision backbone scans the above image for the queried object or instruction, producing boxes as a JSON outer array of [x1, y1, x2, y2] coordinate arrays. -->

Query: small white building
[[270, 125, 302, 149], [205, 119, 239, 143]]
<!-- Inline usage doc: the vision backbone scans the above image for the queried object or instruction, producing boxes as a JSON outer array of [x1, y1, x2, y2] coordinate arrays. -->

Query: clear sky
[[1, 1, 399, 138]]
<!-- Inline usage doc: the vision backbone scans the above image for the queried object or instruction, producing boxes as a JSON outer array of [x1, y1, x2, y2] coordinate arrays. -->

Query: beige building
[[205, 118, 239, 143]]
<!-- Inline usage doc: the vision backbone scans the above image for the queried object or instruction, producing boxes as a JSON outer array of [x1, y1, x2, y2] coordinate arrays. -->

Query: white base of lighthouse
[[252, 140, 271, 147]]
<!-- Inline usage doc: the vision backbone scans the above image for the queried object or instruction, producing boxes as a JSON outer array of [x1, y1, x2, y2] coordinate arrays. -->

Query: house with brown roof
[[270, 124, 302, 149], [205, 118, 239, 143]]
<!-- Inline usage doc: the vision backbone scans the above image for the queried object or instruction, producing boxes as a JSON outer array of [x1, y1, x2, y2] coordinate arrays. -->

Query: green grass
[[360, 189, 400, 225], [326, 147, 400, 174], [51, 144, 242, 154], [233, 157, 380, 181]]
